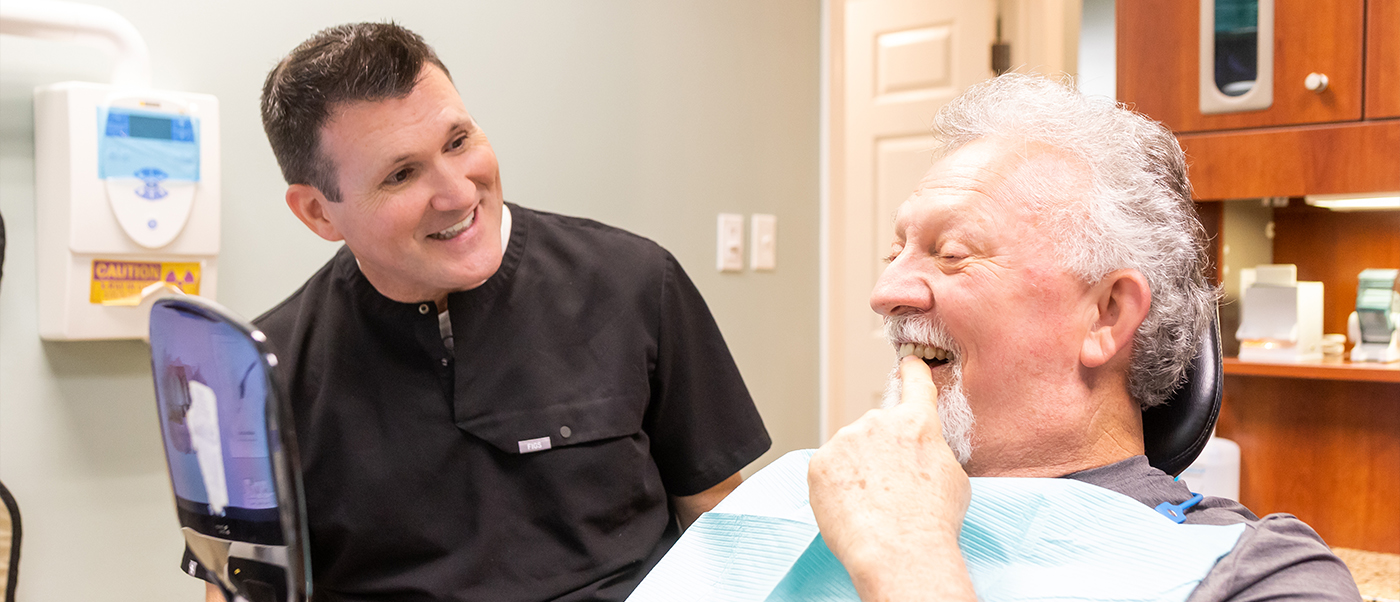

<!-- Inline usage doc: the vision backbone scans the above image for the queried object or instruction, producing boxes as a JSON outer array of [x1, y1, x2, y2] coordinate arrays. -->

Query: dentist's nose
[[870, 257, 933, 317], [430, 164, 476, 212]]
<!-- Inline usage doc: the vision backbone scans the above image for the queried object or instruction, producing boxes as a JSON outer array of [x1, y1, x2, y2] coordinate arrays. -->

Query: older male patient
[[808, 75, 1359, 601]]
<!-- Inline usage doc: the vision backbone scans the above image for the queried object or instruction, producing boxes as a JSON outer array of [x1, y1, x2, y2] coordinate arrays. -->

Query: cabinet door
[[1367, 0, 1400, 118], [1118, 0, 1364, 132]]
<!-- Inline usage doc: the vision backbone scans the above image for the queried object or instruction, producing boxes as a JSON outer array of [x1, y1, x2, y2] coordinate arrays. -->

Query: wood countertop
[[1332, 548, 1399, 602]]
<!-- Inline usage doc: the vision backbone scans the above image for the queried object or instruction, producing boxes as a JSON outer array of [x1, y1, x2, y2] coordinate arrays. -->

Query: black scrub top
[[228, 204, 770, 601]]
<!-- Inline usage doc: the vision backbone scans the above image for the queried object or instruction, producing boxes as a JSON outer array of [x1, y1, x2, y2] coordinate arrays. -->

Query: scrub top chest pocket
[[458, 393, 649, 456], [455, 389, 664, 536]]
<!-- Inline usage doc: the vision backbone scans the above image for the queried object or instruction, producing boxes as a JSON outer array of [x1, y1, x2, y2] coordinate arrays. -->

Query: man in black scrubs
[[193, 22, 770, 601]]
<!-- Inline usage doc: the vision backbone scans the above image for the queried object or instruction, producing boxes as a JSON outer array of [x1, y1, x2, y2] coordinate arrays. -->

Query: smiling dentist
[[190, 22, 770, 602]]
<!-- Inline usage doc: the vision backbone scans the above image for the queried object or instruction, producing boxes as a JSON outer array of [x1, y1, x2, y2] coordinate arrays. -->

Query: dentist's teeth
[[429, 211, 475, 240]]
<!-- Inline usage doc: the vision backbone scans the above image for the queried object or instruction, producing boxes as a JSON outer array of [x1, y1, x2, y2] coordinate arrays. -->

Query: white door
[[823, 0, 994, 439]]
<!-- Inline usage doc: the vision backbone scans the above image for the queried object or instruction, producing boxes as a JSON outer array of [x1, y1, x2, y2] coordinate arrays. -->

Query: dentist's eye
[[448, 135, 467, 151], [385, 167, 413, 185]]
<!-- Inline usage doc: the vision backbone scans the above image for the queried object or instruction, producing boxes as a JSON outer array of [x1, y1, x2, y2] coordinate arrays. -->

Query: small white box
[[1236, 266, 1324, 363]]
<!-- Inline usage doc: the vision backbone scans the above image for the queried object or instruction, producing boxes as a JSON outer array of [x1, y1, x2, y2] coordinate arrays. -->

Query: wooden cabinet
[[1367, 0, 1400, 118], [1118, 0, 1366, 132], [1177, 121, 1400, 200], [1119, 0, 1400, 555], [1119, 0, 1400, 202]]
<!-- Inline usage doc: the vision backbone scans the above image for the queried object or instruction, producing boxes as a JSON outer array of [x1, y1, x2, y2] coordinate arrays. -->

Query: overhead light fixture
[[1304, 192, 1400, 211]]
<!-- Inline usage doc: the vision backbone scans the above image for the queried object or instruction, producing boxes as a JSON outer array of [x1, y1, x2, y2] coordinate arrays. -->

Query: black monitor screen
[[150, 303, 283, 544]]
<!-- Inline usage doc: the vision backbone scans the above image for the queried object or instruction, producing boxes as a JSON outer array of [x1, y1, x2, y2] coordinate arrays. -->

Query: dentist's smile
[[428, 207, 476, 240]]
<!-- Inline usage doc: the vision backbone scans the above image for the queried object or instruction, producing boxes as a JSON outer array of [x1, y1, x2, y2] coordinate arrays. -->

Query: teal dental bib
[[628, 450, 1244, 602]]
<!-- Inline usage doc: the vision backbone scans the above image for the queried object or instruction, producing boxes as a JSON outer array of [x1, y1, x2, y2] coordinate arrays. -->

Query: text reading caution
[[90, 259, 201, 305]]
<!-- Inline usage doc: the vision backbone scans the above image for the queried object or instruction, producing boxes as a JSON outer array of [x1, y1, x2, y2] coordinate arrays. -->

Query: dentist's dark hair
[[261, 22, 450, 203]]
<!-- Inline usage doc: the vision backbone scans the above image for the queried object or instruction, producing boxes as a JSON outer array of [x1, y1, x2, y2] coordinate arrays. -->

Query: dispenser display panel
[[99, 104, 202, 249]]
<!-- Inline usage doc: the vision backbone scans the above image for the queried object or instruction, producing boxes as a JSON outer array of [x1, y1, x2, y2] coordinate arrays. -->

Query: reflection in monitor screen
[[151, 305, 279, 525]]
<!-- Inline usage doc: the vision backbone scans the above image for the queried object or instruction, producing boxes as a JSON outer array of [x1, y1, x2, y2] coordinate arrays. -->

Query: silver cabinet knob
[[1304, 72, 1329, 92]]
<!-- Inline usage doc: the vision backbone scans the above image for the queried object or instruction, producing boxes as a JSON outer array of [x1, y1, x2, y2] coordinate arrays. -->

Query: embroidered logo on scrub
[[518, 436, 552, 453]]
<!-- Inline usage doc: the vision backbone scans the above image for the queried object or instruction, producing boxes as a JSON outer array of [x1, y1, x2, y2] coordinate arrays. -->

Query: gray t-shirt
[[1064, 456, 1361, 601]]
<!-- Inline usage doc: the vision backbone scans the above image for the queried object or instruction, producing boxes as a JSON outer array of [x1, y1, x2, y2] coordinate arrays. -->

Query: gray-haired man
[[809, 74, 1359, 601]]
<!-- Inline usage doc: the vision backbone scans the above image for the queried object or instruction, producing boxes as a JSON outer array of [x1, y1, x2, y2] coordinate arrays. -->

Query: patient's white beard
[[882, 316, 975, 465]]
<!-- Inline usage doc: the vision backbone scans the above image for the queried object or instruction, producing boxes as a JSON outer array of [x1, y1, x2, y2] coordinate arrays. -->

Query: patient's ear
[[286, 184, 344, 242], [1081, 269, 1151, 369]]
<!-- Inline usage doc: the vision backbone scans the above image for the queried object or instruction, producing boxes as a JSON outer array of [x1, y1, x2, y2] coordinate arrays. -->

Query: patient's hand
[[808, 355, 976, 602]]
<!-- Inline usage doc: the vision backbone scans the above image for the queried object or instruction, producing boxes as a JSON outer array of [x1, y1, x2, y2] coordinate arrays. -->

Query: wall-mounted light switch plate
[[751, 213, 776, 271], [717, 213, 744, 272]]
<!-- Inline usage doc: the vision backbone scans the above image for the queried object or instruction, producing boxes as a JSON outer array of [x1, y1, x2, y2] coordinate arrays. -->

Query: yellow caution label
[[89, 259, 201, 305]]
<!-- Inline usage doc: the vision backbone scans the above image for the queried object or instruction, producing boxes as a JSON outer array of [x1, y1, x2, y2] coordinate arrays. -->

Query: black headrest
[[1141, 312, 1223, 476]]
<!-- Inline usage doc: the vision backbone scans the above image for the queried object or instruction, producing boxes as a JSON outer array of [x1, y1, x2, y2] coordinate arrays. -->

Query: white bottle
[[1178, 433, 1241, 501]]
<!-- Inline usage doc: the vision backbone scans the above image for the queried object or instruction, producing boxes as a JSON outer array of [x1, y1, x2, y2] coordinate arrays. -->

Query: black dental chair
[[148, 296, 311, 602], [1142, 313, 1225, 476]]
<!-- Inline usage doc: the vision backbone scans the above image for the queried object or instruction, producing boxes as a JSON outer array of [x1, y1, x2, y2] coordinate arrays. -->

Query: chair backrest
[[1141, 313, 1224, 476], [1, 479, 19, 602], [149, 296, 310, 602]]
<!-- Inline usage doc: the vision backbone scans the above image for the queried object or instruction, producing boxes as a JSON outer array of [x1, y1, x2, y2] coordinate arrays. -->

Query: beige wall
[[0, 1, 820, 599]]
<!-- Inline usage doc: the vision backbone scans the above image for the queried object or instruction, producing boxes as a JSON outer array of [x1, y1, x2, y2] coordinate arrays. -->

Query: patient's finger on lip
[[898, 354, 938, 408]]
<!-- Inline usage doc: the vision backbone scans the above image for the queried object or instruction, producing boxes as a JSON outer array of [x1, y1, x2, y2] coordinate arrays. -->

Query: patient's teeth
[[936, 349, 946, 360], [923, 346, 936, 360], [899, 343, 913, 358]]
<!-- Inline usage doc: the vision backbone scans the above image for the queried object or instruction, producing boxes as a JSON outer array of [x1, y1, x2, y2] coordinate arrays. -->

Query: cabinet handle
[[1304, 72, 1329, 92]]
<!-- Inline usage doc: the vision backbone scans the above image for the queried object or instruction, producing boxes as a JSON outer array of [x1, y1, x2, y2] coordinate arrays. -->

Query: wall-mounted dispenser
[[1199, 0, 1274, 114], [5, 1, 221, 340], [35, 82, 220, 340]]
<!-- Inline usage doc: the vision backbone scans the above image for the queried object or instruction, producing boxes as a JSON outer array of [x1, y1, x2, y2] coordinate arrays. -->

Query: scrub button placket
[[418, 304, 431, 314], [440, 358, 449, 367], [560, 426, 572, 439]]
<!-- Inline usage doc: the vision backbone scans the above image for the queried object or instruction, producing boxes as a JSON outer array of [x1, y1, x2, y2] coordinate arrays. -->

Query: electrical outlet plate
[[751, 214, 776, 271], [717, 213, 744, 272]]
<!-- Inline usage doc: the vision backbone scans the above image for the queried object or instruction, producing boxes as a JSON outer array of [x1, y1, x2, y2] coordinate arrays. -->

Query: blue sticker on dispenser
[[97, 107, 201, 182]]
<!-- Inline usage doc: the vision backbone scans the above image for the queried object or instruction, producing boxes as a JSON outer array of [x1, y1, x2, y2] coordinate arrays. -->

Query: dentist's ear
[[1080, 270, 1151, 369], [286, 184, 344, 242]]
